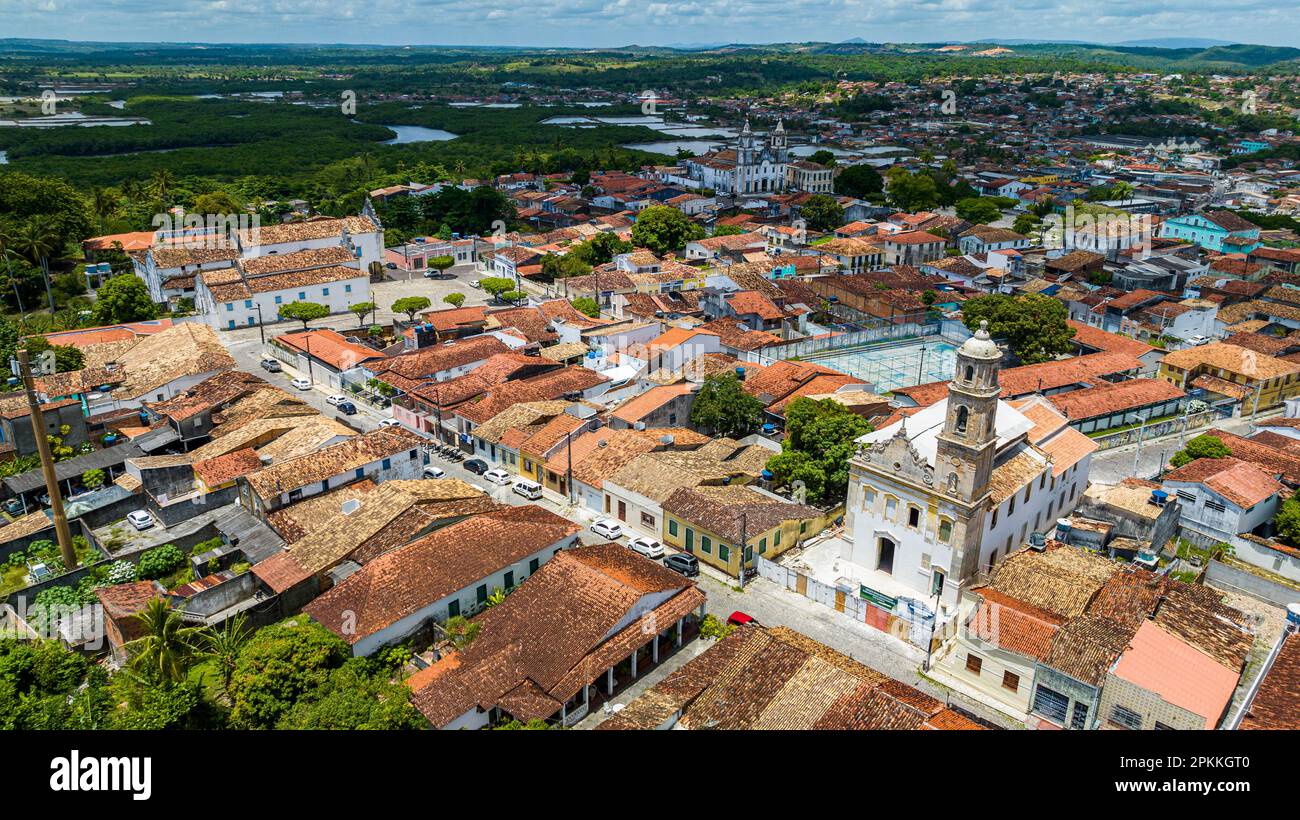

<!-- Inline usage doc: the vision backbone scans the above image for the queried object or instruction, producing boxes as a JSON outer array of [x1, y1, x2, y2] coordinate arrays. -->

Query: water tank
[[1288, 602, 1300, 629], [762, 423, 775, 435], [1028, 532, 1047, 548], [1056, 518, 1072, 534], [1149, 489, 1168, 506], [761, 469, 774, 481], [735, 366, 746, 380]]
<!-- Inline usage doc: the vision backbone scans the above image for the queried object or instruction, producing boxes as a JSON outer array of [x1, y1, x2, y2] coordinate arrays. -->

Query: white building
[[842, 323, 1098, 616], [194, 246, 371, 332]]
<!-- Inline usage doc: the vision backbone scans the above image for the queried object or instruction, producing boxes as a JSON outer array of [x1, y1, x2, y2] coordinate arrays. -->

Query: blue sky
[[3, 1, 1298, 49]]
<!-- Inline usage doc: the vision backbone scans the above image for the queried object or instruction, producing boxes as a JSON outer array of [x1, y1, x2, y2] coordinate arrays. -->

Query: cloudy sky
[[3, 0, 1298, 49]]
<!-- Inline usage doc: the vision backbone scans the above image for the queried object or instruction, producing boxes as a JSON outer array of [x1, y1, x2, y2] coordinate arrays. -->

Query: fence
[[1087, 408, 1222, 452], [755, 555, 937, 651]]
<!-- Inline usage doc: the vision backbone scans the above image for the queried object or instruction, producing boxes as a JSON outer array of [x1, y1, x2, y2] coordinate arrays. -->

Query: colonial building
[[684, 119, 789, 197], [842, 322, 1097, 614]]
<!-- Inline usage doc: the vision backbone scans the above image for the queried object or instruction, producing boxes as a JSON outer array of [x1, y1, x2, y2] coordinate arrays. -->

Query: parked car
[[126, 510, 155, 531], [511, 479, 543, 500], [260, 358, 282, 373], [663, 553, 699, 577], [727, 611, 757, 627], [628, 536, 664, 559], [377, 418, 402, 428], [290, 377, 311, 390], [336, 401, 357, 415], [326, 394, 349, 406], [1187, 335, 1210, 346], [469, 279, 482, 289], [483, 468, 512, 486], [422, 465, 446, 479], [470, 483, 491, 496], [590, 518, 623, 540], [464, 458, 489, 475]]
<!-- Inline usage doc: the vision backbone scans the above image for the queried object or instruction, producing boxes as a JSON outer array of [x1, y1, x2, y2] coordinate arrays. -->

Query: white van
[[511, 479, 543, 500]]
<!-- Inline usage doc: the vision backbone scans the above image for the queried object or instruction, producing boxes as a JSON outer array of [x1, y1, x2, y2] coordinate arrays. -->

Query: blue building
[[1158, 210, 1260, 254]]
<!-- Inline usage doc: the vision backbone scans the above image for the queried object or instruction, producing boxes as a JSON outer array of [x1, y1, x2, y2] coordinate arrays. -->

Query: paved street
[[1088, 409, 1279, 484]]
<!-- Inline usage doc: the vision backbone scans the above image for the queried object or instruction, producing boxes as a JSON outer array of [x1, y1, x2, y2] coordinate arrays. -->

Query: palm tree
[[0, 227, 28, 319], [198, 614, 253, 697], [150, 169, 176, 204], [1111, 180, 1135, 206], [121, 177, 145, 204], [90, 187, 118, 233], [124, 598, 203, 684], [12, 217, 60, 313]]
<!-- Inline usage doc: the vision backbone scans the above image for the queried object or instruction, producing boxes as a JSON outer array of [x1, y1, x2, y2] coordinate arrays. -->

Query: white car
[[290, 377, 312, 390], [590, 518, 623, 540], [470, 483, 491, 496], [377, 419, 402, 428], [126, 510, 154, 531], [326, 394, 349, 406], [628, 536, 664, 559], [483, 468, 513, 486], [422, 465, 446, 479]]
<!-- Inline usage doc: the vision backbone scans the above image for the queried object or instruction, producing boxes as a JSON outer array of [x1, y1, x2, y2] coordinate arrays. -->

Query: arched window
[[938, 518, 954, 543], [964, 365, 974, 382], [955, 406, 969, 435]]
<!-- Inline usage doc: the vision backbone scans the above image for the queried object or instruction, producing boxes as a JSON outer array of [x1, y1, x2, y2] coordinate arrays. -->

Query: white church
[[841, 322, 1098, 617], [683, 118, 790, 197]]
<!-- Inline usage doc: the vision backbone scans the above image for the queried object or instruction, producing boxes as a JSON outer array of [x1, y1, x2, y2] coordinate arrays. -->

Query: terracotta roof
[[244, 427, 424, 500], [1162, 457, 1283, 508], [662, 485, 821, 543], [598, 625, 981, 731], [1204, 429, 1300, 485], [273, 329, 386, 372], [304, 505, 580, 645], [1163, 342, 1300, 381], [1065, 320, 1155, 358], [1241, 631, 1300, 730], [1110, 620, 1240, 728], [1047, 378, 1185, 422], [610, 383, 693, 425], [407, 544, 705, 727]]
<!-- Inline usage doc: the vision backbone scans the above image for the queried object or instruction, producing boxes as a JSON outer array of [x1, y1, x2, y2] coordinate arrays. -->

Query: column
[[606, 667, 615, 695], [652, 635, 660, 664], [630, 650, 638, 679], [675, 617, 683, 647]]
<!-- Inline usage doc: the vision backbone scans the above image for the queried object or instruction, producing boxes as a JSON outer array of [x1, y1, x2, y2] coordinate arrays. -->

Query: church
[[684, 118, 789, 197], [842, 322, 1098, 615]]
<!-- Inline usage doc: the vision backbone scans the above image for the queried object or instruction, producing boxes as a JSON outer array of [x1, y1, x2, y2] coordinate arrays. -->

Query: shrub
[[700, 614, 736, 641], [136, 544, 186, 580], [106, 560, 136, 584]]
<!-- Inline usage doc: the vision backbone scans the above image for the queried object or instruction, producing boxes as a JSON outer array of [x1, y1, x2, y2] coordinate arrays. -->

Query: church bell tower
[[935, 320, 1001, 504]]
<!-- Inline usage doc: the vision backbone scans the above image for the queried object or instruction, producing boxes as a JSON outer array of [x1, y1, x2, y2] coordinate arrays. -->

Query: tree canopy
[[960, 293, 1073, 365], [630, 205, 705, 255], [834, 164, 883, 199], [765, 397, 873, 504], [689, 372, 764, 438], [800, 194, 844, 232], [278, 300, 330, 329], [1169, 434, 1231, 469], [392, 295, 432, 321], [92, 273, 159, 325]]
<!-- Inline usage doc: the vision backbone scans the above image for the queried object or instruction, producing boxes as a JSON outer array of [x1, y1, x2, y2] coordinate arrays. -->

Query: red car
[[726, 611, 757, 627]]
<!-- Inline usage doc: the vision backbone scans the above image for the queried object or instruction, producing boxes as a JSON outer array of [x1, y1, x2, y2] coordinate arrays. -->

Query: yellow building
[[661, 484, 833, 577], [1158, 342, 1300, 412]]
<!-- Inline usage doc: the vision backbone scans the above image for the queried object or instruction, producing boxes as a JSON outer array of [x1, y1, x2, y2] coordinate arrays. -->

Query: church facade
[[684, 119, 789, 197], [841, 322, 1098, 616]]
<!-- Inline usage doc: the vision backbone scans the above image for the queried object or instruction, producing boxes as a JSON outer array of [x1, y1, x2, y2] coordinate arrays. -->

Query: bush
[[700, 614, 736, 641], [105, 560, 136, 585], [135, 544, 185, 580]]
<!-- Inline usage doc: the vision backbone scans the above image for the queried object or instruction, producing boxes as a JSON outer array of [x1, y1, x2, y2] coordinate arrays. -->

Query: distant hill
[[1116, 37, 1235, 48]]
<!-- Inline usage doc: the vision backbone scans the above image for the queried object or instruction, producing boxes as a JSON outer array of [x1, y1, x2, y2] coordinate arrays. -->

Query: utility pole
[[254, 302, 265, 345], [1131, 410, 1151, 478], [737, 510, 748, 588], [17, 350, 76, 569]]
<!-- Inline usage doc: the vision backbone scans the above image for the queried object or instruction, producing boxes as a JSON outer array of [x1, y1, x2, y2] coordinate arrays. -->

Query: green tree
[[540, 252, 591, 281], [960, 293, 1073, 365], [197, 614, 254, 697], [711, 224, 744, 237], [443, 292, 465, 308], [349, 301, 376, 327], [392, 295, 432, 322], [125, 599, 203, 685], [426, 254, 455, 277], [225, 618, 350, 729], [630, 205, 706, 255], [885, 168, 940, 212], [11, 217, 61, 313], [569, 232, 632, 266], [479, 277, 515, 298], [800, 194, 845, 232], [93, 273, 159, 325], [81, 468, 105, 490], [276, 659, 423, 729], [571, 297, 599, 318], [1274, 495, 1300, 547], [443, 615, 480, 649], [278, 300, 330, 330], [955, 197, 1003, 224], [808, 150, 837, 168], [1170, 434, 1232, 469], [689, 373, 764, 438], [766, 397, 873, 504], [834, 164, 884, 199], [191, 190, 242, 216]]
